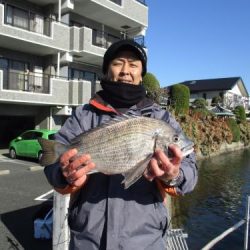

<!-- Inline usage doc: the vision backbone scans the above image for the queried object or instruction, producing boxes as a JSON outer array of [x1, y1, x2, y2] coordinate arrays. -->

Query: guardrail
[[202, 195, 250, 250], [2, 71, 50, 94]]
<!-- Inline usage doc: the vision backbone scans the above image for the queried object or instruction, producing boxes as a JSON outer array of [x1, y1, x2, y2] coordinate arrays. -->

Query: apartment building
[[0, 0, 148, 146]]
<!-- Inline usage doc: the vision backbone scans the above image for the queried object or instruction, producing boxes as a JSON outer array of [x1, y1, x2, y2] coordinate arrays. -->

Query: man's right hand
[[59, 149, 96, 187]]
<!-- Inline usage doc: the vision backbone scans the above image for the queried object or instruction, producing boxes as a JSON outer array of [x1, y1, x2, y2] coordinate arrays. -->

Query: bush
[[211, 96, 222, 106], [170, 84, 190, 116], [233, 105, 246, 123], [192, 98, 208, 109], [142, 73, 161, 102], [226, 118, 240, 142]]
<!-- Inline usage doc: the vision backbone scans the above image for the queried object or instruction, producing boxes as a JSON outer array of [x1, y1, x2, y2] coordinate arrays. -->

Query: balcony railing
[[2, 71, 50, 94], [92, 29, 146, 49]]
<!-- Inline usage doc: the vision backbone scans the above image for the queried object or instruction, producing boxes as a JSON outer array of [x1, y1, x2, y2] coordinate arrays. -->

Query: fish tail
[[38, 138, 68, 166]]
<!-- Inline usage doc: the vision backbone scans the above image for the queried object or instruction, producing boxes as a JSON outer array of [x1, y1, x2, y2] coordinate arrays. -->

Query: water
[[172, 148, 250, 250]]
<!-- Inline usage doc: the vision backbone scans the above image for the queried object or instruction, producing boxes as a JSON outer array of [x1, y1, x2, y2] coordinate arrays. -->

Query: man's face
[[107, 50, 143, 85]]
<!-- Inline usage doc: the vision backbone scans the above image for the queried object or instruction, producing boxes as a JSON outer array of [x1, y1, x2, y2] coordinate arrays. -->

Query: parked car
[[9, 129, 57, 161]]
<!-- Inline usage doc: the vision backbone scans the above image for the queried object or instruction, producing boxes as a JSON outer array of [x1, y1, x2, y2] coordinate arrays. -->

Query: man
[[44, 39, 198, 250]]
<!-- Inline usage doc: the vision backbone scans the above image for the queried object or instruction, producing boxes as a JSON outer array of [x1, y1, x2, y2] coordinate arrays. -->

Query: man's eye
[[130, 64, 138, 68], [112, 62, 122, 66]]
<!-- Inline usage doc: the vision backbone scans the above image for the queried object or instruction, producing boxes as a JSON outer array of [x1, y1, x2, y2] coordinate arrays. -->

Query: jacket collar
[[89, 94, 119, 114], [89, 93, 156, 115]]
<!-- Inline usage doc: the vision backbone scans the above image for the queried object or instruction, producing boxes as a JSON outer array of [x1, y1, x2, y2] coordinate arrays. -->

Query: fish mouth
[[181, 143, 194, 157]]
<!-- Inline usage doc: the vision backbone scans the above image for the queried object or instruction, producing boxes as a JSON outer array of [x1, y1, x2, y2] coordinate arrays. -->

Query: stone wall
[[196, 142, 250, 160]]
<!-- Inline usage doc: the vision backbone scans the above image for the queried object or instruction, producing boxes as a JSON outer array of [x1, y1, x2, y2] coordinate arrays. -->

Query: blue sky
[[146, 0, 250, 94]]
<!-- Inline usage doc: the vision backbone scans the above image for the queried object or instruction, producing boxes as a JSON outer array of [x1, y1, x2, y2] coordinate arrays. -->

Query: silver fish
[[39, 115, 194, 189]]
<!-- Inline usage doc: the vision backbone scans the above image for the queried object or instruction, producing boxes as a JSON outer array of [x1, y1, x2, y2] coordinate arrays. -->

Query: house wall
[[231, 84, 242, 95], [190, 90, 224, 106]]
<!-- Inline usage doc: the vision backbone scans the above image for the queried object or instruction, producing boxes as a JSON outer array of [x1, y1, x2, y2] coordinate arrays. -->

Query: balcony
[[72, 0, 148, 33], [0, 70, 92, 106], [1, 71, 50, 94], [70, 25, 146, 65], [0, 4, 70, 55], [4, 3, 52, 36]]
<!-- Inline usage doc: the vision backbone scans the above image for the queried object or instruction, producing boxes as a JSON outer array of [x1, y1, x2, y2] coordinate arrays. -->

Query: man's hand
[[60, 149, 96, 187], [144, 144, 183, 183]]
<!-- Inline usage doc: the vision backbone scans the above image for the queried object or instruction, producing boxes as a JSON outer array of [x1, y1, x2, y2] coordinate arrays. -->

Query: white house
[[178, 77, 249, 110]]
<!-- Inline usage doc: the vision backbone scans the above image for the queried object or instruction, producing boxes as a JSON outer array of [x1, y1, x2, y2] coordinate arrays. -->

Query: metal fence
[[2, 71, 50, 94]]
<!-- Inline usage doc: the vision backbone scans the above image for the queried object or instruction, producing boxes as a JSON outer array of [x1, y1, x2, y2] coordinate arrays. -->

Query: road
[[0, 151, 53, 250]]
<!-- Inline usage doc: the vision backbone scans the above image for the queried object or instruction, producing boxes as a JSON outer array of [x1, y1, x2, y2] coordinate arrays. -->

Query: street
[[0, 151, 53, 250]]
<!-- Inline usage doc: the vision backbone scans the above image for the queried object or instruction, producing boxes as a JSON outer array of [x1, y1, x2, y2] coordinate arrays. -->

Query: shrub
[[192, 98, 207, 109], [211, 96, 222, 106], [233, 105, 246, 123], [170, 84, 190, 116], [226, 118, 240, 142], [142, 72, 161, 103]]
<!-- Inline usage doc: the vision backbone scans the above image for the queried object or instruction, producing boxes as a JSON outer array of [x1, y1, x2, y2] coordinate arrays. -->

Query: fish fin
[[86, 169, 99, 175], [96, 114, 139, 128], [70, 114, 140, 144], [122, 154, 153, 189], [38, 138, 68, 166]]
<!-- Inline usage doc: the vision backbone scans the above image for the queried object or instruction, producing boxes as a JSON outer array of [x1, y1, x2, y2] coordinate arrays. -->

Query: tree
[[142, 72, 161, 103], [211, 96, 222, 106], [234, 105, 246, 123], [192, 98, 208, 109], [170, 84, 190, 115]]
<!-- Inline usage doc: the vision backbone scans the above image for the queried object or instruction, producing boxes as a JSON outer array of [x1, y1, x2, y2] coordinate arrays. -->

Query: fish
[[38, 115, 194, 189]]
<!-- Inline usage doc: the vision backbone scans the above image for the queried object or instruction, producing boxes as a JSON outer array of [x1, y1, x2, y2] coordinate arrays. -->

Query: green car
[[9, 129, 57, 161]]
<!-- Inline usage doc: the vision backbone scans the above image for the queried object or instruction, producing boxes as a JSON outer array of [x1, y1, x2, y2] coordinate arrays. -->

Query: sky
[[146, 0, 250, 94]]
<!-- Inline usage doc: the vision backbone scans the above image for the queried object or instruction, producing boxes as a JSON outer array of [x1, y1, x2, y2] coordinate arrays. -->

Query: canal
[[172, 148, 250, 250]]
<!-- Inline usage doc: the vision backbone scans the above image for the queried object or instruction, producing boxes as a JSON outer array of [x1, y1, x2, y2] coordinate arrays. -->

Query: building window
[[69, 69, 96, 82], [5, 4, 46, 35], [6, 5, 29, 30], [109, 0, 122, 6], [203, 93, 207, 100]]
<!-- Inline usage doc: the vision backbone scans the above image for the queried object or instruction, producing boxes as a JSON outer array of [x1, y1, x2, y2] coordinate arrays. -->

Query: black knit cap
[[102, 39, 147, 77]]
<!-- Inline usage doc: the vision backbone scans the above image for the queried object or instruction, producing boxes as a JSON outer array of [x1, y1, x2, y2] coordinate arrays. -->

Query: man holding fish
[[42, 39, 198, 250]]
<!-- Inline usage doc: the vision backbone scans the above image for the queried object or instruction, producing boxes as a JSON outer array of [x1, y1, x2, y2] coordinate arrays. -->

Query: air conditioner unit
[[55, 106, 72, 116]]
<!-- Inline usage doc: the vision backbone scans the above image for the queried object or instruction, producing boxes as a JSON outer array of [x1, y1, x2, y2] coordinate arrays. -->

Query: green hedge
[[226, 118, 240, 142], [233, 105, 246, 123], [171, 84, 190, 115]]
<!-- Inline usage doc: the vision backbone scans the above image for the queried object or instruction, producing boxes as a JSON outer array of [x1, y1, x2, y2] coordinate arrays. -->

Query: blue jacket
[[44, 96, 198, 250]]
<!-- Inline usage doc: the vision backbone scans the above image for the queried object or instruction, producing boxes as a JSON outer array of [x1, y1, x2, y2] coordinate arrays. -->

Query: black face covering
[[98, 79, 146, 108]]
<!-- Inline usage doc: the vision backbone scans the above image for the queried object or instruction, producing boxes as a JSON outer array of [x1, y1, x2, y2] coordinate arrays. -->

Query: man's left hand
[[144, 144, 183, 182]]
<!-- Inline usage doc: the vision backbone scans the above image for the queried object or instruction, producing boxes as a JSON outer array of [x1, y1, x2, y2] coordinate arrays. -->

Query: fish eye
[[173, 135, 179, 143]]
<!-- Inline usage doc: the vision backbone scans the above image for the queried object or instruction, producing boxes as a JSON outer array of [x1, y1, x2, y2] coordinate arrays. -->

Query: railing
[[2, 71, 50, 94], [92, 29, 146, 49], [202, 195, 250, 250]]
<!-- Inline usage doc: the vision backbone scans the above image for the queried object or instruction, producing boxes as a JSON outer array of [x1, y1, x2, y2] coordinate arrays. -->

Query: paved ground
[[0, 149, 53, 250]]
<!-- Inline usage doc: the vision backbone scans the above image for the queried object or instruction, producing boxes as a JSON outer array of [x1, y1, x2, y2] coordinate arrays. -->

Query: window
[[21, 131, 35, 140], [69, 69, 96, 82], [33, 132, 43, 139], [109, 0, 122, 5], [5, 4, 45, 35], [0, 58, 8, 89], [6, 5, 29, 29], [48, 134, 56, 140]]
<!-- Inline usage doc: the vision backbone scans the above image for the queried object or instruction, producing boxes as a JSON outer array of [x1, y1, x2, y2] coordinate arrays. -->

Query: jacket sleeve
[[44, 105, 89, 190], [155, 109, 198, 196]]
